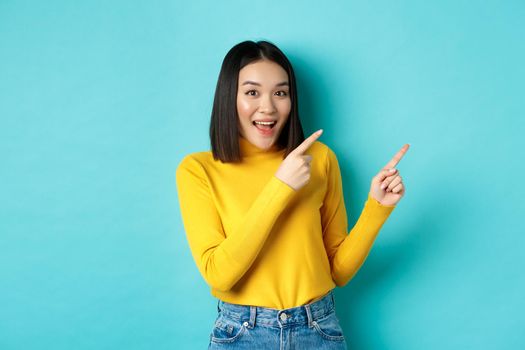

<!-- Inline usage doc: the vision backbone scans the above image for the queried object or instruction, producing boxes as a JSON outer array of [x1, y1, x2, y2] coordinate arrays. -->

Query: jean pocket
[[311, 311, 346, 342], [210, 314, 248, 344]]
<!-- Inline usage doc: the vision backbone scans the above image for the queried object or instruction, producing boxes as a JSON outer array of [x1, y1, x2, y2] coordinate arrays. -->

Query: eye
[[245, 90, 257, 96], [275, 90, 288, 97]]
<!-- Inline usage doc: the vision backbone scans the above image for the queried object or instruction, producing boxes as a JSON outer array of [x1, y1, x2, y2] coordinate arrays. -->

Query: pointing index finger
[[383, 144, 410, 169], [292, 129, 323, 155]]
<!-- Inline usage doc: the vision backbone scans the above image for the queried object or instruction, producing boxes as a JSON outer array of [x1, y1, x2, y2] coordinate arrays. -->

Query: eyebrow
[[241, 80, 289, 87]]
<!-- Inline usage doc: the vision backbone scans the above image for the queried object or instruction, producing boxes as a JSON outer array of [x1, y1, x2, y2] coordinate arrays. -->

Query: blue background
[[1, 1, 523, 349]]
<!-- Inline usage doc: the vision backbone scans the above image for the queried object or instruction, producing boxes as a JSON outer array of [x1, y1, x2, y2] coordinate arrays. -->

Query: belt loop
[[330, 291, 335, 309], [217, 300, 221, 313], [249, 306, 256, 328], [304, 304, 314, 327]]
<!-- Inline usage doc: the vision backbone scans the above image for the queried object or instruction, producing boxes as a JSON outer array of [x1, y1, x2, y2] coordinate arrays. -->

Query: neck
[[239, 136, 282, 157]]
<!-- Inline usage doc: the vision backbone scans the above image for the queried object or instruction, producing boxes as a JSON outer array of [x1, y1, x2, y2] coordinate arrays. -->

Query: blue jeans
[[208, 290, 348, 349]]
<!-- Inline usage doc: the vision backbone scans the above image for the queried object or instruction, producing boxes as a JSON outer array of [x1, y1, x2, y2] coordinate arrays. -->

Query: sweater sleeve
[[175, 155, 296, 292], [320, 147, 396, 287]]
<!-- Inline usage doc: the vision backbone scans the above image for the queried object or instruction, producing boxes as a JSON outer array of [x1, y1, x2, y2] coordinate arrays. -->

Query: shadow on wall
[[334, 185, 462, 349], [287, 47, 462, 348], [289, 50, 346, 138]]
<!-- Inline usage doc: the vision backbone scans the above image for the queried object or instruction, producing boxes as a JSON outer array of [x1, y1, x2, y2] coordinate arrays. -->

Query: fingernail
[[381, 183, 386, 189], [389, 168, 396, 172]]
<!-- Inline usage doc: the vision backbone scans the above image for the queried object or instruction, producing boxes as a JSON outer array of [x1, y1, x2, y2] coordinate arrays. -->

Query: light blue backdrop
[[1, 1, 523, 349]]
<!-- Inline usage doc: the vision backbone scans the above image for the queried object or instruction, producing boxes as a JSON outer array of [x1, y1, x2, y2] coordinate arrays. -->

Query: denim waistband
[[217, 290, 336, 328]]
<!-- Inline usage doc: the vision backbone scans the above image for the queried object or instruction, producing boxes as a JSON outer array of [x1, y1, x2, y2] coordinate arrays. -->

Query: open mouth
[[252, 121, 277, 130]]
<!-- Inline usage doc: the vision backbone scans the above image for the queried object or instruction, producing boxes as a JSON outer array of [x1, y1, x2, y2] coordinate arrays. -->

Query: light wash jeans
[[208, 290, 348, 349]]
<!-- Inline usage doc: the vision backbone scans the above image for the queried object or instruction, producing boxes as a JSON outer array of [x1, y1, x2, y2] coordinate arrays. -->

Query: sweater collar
[[239, 136, 282, 157]]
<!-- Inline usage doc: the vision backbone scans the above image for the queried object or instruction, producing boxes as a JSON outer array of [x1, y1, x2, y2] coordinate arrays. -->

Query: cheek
[[237, 98, 255, 119], [278, 99, 292, 116]]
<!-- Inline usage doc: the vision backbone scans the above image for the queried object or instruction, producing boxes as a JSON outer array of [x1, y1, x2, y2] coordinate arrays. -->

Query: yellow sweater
[[175, 136, 396, 309]]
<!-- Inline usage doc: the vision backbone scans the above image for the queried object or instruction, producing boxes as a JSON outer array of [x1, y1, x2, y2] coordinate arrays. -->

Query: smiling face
[[236, 59, 291, 150]]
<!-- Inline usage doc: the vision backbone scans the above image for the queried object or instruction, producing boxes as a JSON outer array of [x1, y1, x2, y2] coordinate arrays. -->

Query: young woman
[[176, 40, 409, 349]]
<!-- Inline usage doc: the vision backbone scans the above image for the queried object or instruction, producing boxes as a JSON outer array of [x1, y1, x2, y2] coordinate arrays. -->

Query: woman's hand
[[369, 144, 410, 206], [275, 129, 323, 191]]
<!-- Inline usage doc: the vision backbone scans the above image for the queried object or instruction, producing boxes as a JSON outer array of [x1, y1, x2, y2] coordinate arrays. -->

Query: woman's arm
[[175, 155, 296, 292], [320, 147, 396, 287]]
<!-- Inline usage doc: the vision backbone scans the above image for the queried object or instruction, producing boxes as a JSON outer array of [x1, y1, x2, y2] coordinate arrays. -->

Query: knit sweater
[[175, 136, 395, 309]]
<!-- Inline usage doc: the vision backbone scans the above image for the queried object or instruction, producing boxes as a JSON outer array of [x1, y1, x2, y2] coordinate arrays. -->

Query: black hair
[[209, 40, 305, 162]]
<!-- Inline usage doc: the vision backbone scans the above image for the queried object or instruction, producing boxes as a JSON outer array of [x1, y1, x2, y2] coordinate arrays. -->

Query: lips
[[252, 120, 277, 136], [252, 120, 277, 129]]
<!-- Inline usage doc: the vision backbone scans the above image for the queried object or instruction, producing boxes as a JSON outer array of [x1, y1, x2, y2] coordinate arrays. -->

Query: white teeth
[[254, 121, 276, 125]]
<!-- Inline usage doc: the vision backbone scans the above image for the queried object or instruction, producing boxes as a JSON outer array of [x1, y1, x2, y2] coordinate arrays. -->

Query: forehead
[[238, 60, 289, 84]]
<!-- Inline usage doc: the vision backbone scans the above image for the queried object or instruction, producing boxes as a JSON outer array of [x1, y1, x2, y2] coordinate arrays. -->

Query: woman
[[176, 40, 409, 349]]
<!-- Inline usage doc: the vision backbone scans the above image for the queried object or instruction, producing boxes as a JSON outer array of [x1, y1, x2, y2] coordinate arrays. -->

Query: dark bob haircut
[[209, 40, 305, 163]]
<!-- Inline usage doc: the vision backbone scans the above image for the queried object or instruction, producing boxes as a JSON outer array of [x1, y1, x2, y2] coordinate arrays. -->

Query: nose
[[259, 94, 276, 114]]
